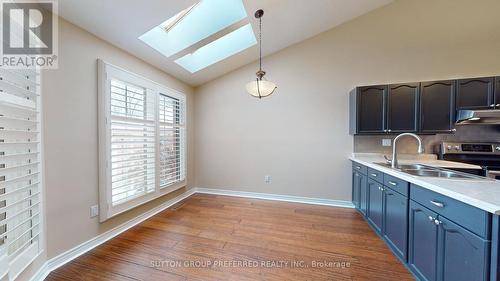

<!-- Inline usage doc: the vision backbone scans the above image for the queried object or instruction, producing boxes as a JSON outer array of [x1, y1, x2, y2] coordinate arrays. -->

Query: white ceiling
[[57, 0, 392, 87]]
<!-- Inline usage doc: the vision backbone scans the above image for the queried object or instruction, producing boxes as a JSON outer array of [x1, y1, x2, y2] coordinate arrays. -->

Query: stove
[[438, 142, 500, 179]]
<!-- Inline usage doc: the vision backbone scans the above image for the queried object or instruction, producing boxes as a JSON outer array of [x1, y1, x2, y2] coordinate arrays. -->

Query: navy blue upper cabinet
[[438, 216, 490, 281], [456, 77, 495, 110], [367, 179, 384, 233], [420, 80, 456, 134], [409, 201, 439, 281], [383, 189, 409, 261], [351, 85, 387, 134], [387, 83, 419, 133]]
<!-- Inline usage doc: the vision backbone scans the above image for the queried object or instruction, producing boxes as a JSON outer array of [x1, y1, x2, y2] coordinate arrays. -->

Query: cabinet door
[[367, 179, 383, 233], [357, 85, 387, 134], [387, 83, 419, 133], [456, 77, 494, 110], [352, 170, 361, 209], [437, 216, 490, 281], [420, 81, 456, 134], [383, 189, 408, 261], [409, 201, 439, 281], [495, 77, 500, 106], [359, 173, 368, 216]]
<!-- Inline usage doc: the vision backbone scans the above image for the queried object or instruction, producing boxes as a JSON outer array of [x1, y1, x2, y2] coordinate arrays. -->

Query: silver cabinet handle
[[434, 219, 442, 225], [380, 187, 384, 191], [491, 104, 496, 107], [428, 216, 434, 221], [370, 173, 378, 177], [355, 166, 361, 170], [430, 200, 445, 208], [388, 181, 397, 186], [496, 104, 500, 107], [451, 128, 457, 132], [387, 129, 392, 132]]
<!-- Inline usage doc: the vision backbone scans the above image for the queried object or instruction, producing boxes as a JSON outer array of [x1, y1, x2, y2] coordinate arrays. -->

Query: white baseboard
[[30, 187, 352, 281], [193, 187, 354, 208], [30, 188, 196, 281]]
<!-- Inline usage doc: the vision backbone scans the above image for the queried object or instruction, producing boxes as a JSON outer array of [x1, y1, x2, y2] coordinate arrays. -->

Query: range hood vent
[[456, 109, 500, 125]]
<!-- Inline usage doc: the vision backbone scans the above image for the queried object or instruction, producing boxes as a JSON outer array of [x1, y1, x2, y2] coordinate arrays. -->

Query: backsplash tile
[[354, 126, 500, 155]]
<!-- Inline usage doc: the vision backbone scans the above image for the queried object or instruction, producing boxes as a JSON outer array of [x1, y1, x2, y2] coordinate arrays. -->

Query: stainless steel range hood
[[456, 109, 500, 125]]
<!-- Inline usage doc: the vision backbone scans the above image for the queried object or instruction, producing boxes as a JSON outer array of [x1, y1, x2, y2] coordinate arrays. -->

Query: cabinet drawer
[[384, 174, 409, 197], [368, 168, 384, 183], [410, 184, 491, 239], [352, 162, 367, 175]]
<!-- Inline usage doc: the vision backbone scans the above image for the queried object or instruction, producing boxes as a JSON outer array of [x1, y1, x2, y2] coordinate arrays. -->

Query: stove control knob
[[447, 145, 452, 150], [495, 146, 500, 151], [454, 145, 460, 151]]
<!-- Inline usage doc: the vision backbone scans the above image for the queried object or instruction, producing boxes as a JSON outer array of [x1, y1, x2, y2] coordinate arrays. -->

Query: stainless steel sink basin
[[374, 162, 429, 170], [403, 169, 479, 179], [374, 162, 486, 180]]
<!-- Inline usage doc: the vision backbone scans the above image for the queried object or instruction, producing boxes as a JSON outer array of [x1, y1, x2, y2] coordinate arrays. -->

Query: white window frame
[[97, 60, 187, 222]]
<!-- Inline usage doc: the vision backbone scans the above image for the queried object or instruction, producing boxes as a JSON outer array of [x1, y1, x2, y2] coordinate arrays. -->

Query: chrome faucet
[[391, 133, 424, 168]]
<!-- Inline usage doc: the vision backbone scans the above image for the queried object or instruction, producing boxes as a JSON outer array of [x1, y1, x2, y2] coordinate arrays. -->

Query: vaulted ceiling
[[57, 0, 392, 86]]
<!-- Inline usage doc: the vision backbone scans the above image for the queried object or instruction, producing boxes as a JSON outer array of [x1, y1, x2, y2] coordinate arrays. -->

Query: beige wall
[[17, 17, 195, 280], [193, 0, 500, 200]]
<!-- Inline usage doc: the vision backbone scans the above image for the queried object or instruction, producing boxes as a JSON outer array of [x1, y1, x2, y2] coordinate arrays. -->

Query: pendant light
[[245, 9, 277, 98]]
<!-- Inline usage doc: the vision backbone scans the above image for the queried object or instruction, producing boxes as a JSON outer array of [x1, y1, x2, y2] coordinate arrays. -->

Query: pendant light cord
[[259, 15, 262, 72]]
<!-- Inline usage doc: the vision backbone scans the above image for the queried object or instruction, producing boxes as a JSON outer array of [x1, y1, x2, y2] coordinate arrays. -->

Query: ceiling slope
[[58, 0, 392, 86]]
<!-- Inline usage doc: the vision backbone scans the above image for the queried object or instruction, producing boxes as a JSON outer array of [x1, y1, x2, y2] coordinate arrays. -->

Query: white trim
[[28, 187, 352, 281], [97, 59, 187, 222], [194, 188, 355, 208], [30, 188, 196, 281]]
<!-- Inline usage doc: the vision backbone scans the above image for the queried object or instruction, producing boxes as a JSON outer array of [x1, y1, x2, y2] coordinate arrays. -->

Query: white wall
[[193, 0, 500, 200], [17, 16, 195, 281]]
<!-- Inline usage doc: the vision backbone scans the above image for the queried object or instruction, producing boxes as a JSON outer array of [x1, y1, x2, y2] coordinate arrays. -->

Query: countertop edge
[[350, 157, 500, 215]]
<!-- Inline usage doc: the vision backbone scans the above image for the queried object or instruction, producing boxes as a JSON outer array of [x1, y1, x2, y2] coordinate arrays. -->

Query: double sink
[[375, 163, 486, 180]]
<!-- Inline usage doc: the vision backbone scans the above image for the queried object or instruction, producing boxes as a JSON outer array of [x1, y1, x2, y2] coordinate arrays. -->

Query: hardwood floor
[[46, 194, 414, 281]]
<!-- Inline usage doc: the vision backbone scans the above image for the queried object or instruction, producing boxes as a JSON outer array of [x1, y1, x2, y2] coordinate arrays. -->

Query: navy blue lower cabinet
[[352, 170, 361, 209], [367, 178, 383, 233], [437, 216, 490, 281], [359, 174, 367, 216], [409, 200, 439, 281], [383, 189, 408, 261]]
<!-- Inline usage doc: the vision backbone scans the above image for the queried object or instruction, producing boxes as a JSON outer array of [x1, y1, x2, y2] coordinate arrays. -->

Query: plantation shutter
[[0, 69, 42, 280], [158, 93, 185, 187], [98, 60, 187, 221], [109, 80, 156, 206]]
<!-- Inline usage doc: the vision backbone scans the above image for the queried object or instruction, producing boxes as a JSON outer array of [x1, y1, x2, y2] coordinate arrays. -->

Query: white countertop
[[350, 154, 500, 215]]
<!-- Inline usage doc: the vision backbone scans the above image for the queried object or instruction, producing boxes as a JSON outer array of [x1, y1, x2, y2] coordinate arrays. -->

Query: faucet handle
[[384, 155, 392, 163]]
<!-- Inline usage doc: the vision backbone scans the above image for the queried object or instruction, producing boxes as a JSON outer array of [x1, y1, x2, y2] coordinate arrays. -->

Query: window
[[138, 0, 256, 72], [98, 60, 186, 221], [0, 68, 42, 280]]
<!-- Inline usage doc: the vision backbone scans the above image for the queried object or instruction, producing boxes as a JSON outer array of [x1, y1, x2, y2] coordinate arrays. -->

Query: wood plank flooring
[[46, 194, 414, 281]]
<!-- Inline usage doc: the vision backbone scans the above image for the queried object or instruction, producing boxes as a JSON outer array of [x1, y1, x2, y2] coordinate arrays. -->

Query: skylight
[[139, 0, 248, 58], [175, 24, 256, 73]]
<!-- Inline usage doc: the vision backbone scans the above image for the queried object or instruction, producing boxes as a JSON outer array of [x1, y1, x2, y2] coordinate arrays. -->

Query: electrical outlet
[[264, 175, 271, 183], [382, 139, 392, 147], [90, 205, 99, 218]]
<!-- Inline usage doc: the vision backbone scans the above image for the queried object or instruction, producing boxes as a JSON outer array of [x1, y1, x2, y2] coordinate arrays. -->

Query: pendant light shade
[[245, 79, 277, 98], [246, 9, 276, 98]]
